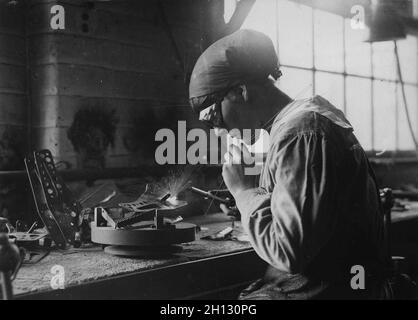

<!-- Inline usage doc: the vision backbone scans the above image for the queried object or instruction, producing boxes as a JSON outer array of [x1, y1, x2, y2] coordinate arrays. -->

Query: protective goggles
[[199, 99, 225, 129]]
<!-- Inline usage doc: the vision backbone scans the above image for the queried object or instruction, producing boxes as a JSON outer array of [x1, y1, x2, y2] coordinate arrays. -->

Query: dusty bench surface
[[13, 204, 418, 299], [14, 214, 256, 298], [391, 201, 418, 223]]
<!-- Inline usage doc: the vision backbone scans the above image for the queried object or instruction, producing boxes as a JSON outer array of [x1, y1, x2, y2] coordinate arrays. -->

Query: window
[[227, 0, 418, 156]]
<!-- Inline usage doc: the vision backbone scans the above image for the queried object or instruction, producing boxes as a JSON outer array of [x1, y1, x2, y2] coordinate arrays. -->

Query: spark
[[152, 167, 194, 199]]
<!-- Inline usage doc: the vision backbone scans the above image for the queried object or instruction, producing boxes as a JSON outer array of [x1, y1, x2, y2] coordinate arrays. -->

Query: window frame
[[239, 0, 418, 159]]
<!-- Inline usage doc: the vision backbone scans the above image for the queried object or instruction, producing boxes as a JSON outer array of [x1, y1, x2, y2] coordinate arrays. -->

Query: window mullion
[[312, 8, 316, 95], [371, 44, 375, 152], [343, 18, 347, 114]]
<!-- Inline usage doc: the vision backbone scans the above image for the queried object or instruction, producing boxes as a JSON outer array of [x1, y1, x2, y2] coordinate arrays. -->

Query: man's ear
[[239, 84, 249, 102], [227, 85, 249, 103]]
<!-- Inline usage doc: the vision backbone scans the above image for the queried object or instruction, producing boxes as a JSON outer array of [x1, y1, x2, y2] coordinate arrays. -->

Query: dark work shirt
[[236, 96, 387, 299]]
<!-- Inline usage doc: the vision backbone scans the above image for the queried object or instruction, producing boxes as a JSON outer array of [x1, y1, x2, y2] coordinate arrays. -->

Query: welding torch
[[190, 187, 240, 221], [190, 187, 236, 207]]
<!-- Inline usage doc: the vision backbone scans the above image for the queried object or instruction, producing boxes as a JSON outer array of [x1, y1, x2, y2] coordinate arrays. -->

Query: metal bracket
[[25, 150, 82, 249]]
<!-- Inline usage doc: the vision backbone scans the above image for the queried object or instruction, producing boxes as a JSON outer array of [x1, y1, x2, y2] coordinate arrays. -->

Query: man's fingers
[[219, 203, 232, 215], [223, 150, 238, 164], [226, 143, 254, 165], [229, 144, 243, 164], [240, 143, 252, 159], [224, 152, 232, 164]]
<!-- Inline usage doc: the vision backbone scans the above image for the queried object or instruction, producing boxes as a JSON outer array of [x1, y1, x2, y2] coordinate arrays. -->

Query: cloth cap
[[189, 29, 281, 114]]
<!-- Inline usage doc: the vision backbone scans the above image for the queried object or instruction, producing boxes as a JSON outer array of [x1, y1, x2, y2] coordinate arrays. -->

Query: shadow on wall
[[0, 126, 30, 223], [123, 106, 178, 163], [0, 126, 26, 171], [67, 106, 118, 170]]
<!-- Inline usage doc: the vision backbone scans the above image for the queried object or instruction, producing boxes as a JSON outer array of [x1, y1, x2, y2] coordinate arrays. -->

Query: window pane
[[314, 10, 344, 72], [278, 67, 313, 99], [315, 72, 344, 110], [346, 76, 372, 150], [241, 0, 277, 48], [277, 0, 313, 68], [373, 42, 397, 81], [397, 36, 418, 84], [374, 81, 397, 152], [398, 84, 418, 151], [345, 19, 372, 77]]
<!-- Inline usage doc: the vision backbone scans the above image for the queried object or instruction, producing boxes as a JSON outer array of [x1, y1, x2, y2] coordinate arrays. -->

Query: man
[[189, 30, 389, 299]]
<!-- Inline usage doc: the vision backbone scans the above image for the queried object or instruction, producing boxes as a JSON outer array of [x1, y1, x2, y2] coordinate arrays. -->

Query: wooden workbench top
[[391, 201, 418, 223], [13, 214, 253, 298], [12, 204, 418, 299]]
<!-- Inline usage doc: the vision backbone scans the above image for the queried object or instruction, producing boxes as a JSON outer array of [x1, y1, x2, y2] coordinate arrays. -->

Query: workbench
[[13, 214, 267, 300], [11, 203, 418, 300], [390, 202, 418, 283], [391, 201, 418, 223]]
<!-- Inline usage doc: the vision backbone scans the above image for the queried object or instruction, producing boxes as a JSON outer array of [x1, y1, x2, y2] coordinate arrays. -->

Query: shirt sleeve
[[234, 132, 338, 273]]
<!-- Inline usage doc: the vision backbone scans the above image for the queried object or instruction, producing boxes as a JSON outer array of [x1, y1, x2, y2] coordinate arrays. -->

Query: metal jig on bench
[[25, 150, 82, 249]]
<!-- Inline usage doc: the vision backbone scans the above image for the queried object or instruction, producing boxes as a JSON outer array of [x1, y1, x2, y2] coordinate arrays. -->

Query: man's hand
[[220, 203, 241, 220], [222, 143, 254, 197]]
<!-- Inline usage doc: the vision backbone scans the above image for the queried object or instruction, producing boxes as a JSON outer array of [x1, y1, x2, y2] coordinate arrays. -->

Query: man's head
[[200, 81, 277, 133], [189, 30, 284, 143]]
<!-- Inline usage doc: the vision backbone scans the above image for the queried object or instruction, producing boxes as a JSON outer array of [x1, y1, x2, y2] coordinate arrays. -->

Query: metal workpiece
[[91, 222, 196, 247], [25, 150, 83, 250]]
